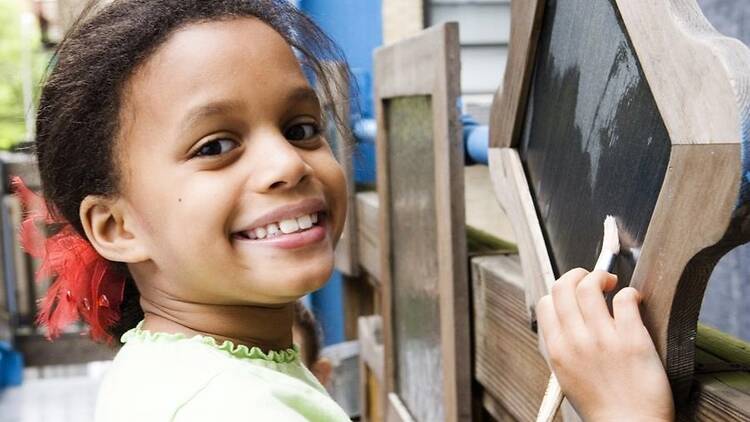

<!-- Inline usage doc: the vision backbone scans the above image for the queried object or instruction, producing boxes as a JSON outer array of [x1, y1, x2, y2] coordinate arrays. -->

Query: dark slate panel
[[518, 0, 671, 286], [386, 96, 444, 421]]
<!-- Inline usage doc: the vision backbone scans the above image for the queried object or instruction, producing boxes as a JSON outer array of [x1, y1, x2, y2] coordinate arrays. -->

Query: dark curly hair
[[35, 0, 351, 342]]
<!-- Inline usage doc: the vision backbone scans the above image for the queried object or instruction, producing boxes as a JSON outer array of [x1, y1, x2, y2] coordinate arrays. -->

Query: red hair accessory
[[12, 177, 125, 344]]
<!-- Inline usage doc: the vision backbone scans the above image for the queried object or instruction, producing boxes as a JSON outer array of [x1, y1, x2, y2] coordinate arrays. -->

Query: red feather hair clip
[[12, 177, 126, 344]]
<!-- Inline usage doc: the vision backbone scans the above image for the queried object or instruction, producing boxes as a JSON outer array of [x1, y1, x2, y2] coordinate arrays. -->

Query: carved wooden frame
[[488, 0, 750, 403], [374, 23, 471, 422]]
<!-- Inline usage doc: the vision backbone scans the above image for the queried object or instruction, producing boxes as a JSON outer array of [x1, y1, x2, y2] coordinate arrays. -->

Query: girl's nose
[[247, 131, 313, 192]]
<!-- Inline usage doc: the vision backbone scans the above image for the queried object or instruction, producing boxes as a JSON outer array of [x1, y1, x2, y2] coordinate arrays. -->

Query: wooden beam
[[472, 254, 560, 421], [359, 315, 385, 422], [356, 192, 381, 282], [488, 0, 544, 149], [16, 333, 116, 367]]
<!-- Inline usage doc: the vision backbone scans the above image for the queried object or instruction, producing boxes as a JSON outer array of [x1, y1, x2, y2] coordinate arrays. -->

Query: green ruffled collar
[[122, 320, 299, 364]]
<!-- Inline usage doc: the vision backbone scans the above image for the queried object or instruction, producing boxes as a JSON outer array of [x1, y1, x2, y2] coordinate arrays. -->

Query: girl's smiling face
[[113, 18, 347, 305]]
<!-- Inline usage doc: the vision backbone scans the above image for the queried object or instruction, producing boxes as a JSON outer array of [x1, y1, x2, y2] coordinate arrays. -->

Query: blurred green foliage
[[0, 0, 48, 149]]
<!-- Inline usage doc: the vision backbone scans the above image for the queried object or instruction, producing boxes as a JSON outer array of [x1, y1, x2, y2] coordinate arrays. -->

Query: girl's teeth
[[266, 222, 280, 236], [279, 218, 299, 234], [311, 212, 318, 224], [255, 227, 267, 239], [297, 214, 313, 229], [248, 230, 257, 240]]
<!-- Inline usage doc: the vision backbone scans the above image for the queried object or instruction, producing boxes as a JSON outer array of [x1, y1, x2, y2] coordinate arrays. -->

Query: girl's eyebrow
[[284, 86, 321, 109], [180, 86, 321, 134], [181, 99, 246, 131]]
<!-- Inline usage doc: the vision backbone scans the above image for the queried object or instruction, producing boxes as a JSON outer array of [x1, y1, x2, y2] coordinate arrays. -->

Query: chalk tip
[[603, 215, 620, 255]]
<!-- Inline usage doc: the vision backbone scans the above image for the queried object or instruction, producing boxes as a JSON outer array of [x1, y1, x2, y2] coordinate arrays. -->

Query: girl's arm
[[536, 269, 675, 421]]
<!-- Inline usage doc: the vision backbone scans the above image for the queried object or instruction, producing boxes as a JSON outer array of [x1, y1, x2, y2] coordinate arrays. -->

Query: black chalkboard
[[518, 0, 672, 286]]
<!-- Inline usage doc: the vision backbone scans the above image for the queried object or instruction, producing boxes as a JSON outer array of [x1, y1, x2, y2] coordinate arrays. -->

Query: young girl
[[21, 0, 674, 420]]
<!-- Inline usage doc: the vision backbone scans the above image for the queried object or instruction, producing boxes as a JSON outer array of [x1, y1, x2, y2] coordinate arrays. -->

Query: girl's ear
[[79, 195, 149, 263]]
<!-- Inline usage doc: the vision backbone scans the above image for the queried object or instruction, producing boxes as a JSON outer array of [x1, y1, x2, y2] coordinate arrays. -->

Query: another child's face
[[116, 18, 347, 304]]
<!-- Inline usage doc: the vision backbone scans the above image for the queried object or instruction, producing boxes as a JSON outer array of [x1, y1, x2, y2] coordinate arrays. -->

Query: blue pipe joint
[[461, 114, 489, 165]]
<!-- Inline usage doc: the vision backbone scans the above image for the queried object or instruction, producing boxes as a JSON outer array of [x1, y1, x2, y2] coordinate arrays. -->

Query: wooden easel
[[374, 22, 472, 422], [488, 0, 750, 419]]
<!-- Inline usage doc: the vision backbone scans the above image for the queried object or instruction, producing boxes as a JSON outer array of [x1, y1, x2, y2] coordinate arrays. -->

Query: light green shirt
[[95, 322, 351, 421]]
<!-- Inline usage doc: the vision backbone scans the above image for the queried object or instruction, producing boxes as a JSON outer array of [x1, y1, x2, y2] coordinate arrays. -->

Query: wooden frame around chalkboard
[[374, 22, 471, 422], [488, 0, 750, 409]]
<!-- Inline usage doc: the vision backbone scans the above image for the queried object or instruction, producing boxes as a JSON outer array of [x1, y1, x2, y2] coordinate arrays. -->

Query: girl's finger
[[577, 270, 616, 334], [551, 267, 588, 333], [613, 287, 645, 334], [536, 294, 561, 343]]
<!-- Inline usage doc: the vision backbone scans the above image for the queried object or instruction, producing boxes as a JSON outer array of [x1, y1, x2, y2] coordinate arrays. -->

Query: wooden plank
[[359, 315, 385, 422], [487, 148, 555, 325], [472, 254, 559, 421], [464, 165, 516, 248], [343, 274, 374, 341], [375, 23, 470, 422], [356, 191, 381, 282], [358, 315, 384, 384], [15, 333, 116, 366], [488, 0, 544, 149], [387, 393, 416, 422], [361, 365, 385, 422], [382, 0, 424, 46], [4, 195, 33, 325]]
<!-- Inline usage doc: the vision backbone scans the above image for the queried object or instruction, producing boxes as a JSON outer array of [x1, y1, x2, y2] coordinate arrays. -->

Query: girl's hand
[[536, 269, 675, 421]]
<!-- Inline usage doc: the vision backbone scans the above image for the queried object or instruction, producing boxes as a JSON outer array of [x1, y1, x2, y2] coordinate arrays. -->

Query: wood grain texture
[[488, 0, 544, 149], [616, 0, 750, 147], [15, 333, 116, 366], [343, 274, 374, 341], [359, 315, 385, 422], [472, 254, 559, 422], [464, 165, 516, 247], [387, 393, 416, 422], [356, 192, 381, 282], [374, 23, 470, 422], [632, 144, 745, 400], [488, 148, 555, 322]]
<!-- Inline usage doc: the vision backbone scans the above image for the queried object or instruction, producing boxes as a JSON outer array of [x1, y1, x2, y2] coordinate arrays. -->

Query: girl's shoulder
[[169, 369, 351, 422], [95, 322, 350, 421]]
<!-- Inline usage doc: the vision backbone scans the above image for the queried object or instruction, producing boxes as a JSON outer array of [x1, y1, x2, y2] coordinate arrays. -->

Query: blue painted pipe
[[350, 115, 491, 167], [462, 113, 489, 165]]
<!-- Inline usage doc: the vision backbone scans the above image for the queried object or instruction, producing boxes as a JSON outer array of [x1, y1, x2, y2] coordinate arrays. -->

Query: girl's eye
[[284, 122, 320, 143], [194, 138, 239, 157]]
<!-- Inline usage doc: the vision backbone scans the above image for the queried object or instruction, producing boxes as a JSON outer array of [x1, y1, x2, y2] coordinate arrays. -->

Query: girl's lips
[[233, 217, 328, 250]]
